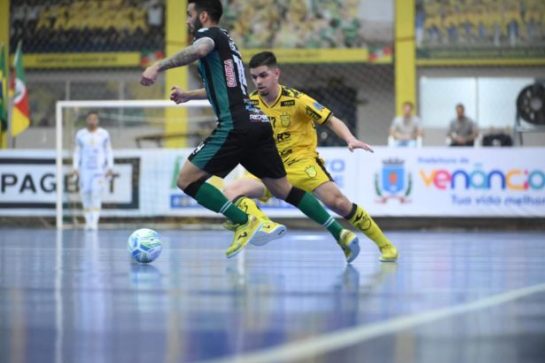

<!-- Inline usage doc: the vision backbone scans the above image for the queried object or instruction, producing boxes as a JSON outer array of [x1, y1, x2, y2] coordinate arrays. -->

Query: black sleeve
[[194, 27, 221, 45]]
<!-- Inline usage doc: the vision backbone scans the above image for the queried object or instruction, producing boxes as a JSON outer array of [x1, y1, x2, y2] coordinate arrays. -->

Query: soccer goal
[[55, 99, 214, 230]]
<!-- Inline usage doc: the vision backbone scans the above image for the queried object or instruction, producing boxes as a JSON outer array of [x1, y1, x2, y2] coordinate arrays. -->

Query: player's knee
[[223, 183, 241, 201], [265, 179, 291, 200], [176, 173, 194, 191], [324, 194, 351, 215], [178, 176, 207, 198], [336, 197, 352, 214]]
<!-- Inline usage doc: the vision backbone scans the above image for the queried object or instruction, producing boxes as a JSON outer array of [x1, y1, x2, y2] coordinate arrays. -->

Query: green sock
[[194, 182, 248, 225], [295, 192, 343, 240]]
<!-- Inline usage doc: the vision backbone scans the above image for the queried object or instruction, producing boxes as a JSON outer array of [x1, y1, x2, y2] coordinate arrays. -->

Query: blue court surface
[[1, 228, 545, 363]]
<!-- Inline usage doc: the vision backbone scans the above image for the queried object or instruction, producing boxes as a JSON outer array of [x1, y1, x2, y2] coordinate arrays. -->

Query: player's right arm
[[170, 87, 207, 104], [296, 92, 373, 153], [326, 116, 374, 153], [140, 37, 215, 86]]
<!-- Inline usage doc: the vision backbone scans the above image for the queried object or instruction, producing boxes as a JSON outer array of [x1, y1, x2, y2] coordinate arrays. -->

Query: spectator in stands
[[146, 0, 164, 39], [389, 101, 423, 147], [447, 103, 479, 147]]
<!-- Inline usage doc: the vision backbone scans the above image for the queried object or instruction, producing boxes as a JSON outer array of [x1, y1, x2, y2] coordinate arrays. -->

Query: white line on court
[[197, 282, 545, 363]]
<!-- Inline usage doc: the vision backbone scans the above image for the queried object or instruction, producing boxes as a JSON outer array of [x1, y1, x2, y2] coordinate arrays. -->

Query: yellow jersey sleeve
[[296, 93, 332, 126]]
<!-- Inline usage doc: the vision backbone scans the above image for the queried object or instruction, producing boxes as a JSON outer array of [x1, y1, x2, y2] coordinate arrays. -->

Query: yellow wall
[[164, 0, 188, 147], [395, 0, 416, 115]]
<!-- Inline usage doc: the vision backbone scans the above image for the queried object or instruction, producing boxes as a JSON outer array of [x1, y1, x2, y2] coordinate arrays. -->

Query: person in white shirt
[[389, 101, 423, 147], [72, 111, 114, 230]]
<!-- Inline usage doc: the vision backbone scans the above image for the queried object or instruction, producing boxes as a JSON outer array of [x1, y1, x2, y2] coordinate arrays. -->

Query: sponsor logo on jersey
[[276, 132, 291, 143], [224, 59, 237, 88], [305, 106, 322, 122], [191, 142, 206, 156], [280, 100, 295, 107], [249, 114, 269, 122], [281, 149, 293, 159]]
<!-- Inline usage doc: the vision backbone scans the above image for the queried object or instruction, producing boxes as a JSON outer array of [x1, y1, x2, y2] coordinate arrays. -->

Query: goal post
[[55, 99, 212, 230]]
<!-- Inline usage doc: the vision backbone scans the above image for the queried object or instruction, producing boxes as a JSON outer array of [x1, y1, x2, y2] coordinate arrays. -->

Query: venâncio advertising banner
[[1, 148, 544, 218], [356, 147, 545, 217]]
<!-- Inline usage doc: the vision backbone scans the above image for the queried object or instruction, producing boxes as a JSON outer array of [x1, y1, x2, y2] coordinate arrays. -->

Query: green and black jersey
[[194, 27, 269, 130]]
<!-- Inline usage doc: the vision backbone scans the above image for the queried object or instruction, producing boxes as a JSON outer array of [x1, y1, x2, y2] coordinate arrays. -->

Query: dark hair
[[188, 0, 223, 22], [86, 110, 99, 118], [249, 51, 278, 69], [456, 103, 465, 110]]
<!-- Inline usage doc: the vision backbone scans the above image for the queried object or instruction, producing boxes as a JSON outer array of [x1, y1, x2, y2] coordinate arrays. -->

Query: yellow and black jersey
[[250, 86, 332, 164]]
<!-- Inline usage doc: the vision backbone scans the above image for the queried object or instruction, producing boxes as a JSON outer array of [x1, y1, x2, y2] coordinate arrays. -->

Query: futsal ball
[[128, 228, 162, 263]]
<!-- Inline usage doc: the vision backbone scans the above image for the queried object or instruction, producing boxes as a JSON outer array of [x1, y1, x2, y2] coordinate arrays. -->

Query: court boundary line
[[197, 282, 545, 363]]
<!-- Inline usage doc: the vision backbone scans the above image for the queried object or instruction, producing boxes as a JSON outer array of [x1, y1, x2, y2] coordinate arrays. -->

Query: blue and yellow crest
[[374, 159, 412, 203]]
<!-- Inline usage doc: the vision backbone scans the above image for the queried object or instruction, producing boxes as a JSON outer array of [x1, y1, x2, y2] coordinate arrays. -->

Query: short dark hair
[[456, 103, 465, 110], [86, 110, 99, 118], [189, 0, 223, 22], [249, 51, 278, 69]]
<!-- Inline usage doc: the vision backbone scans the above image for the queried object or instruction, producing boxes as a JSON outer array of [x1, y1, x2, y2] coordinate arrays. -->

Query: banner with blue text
[[1, 148, 543, 217]]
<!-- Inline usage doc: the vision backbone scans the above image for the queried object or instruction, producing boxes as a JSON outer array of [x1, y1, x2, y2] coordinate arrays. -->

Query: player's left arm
[[325, 116, 374, 153], [140, 37, 215, 86], [104, 131, 114, 177]]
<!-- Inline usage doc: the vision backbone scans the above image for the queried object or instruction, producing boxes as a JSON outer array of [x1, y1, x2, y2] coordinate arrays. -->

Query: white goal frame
[[55, 99, 211, 230]]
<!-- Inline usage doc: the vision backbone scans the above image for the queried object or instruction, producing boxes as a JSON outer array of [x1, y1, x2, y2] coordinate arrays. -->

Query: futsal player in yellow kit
[[223, 51, 398, 262]]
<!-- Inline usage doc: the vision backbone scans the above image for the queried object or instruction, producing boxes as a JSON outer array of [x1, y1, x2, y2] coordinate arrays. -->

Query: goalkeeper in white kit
[[72, 111, 114, 230]]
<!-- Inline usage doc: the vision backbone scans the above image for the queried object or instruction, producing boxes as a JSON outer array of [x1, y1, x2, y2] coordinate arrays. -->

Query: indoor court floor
[[1, 228, 544, 363]]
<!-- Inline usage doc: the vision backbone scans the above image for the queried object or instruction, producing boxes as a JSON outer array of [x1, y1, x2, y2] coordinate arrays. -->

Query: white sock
[[82, 192, 93, 228], [84, 210, 92, 228], [91, 210, 100, 229]]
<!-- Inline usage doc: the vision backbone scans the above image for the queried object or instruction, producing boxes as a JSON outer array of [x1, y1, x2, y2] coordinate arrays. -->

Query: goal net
[[55, 99, 222, 230]]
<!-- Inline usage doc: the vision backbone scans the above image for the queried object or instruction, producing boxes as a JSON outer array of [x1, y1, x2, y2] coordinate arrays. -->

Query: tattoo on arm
[[157, 37, 215, 71]]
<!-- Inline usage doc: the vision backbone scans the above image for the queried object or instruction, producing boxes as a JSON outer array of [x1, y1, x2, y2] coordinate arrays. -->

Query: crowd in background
[[417, 0, 545, 47], [10, 0, 164, 53], [222, 0, 365, 48], [10, 0, 371, 52]]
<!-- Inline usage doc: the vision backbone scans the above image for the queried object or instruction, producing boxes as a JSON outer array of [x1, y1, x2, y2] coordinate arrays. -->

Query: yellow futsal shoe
[[224, 197, 268, 232], [337, 229, 360, 263], [251, 219, 287, 246], [226, 215, 263, 258], [223, 220, 237, 231], [379, 244, 398, 262]]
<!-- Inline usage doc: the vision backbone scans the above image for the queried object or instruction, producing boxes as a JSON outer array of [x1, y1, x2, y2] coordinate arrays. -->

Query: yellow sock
[[348, 204, 391, 249], [234, 196, 269, 221]]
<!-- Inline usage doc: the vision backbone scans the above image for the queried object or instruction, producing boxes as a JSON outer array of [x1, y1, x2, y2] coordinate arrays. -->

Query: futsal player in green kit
[[140, 0, 361, 263]]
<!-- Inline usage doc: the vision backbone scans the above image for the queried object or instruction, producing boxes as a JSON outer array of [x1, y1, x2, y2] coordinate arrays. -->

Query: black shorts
[[188, 122, 287, 179]]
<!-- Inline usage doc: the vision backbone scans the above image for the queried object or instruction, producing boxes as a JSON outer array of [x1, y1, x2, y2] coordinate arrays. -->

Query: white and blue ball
[[128, 228, 162, 263]]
